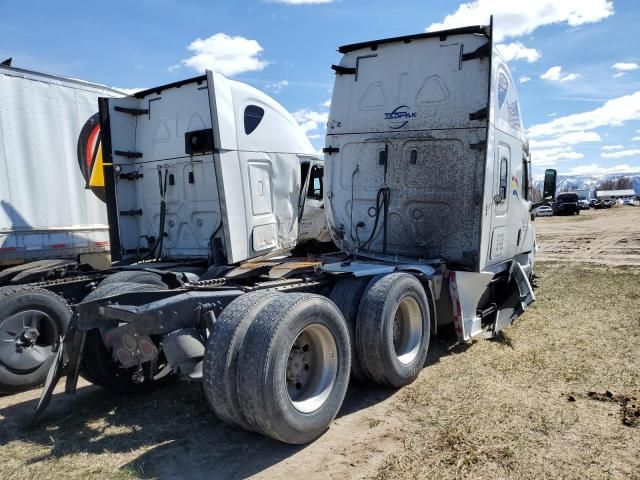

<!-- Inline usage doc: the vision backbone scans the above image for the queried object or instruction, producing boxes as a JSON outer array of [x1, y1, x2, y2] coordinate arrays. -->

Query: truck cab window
[[307, 165, 323, 200], [522, 155, 529, 200], [244, 105, 265, 135], [499, 157, 508, 201]]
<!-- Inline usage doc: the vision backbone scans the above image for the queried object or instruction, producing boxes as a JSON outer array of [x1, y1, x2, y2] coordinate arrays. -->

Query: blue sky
[[2, 0, 639, 176]]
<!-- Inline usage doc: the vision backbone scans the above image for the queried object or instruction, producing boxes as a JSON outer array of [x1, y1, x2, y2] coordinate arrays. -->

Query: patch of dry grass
[[375, 262, 640, 479], [1, 262, 639, 479]]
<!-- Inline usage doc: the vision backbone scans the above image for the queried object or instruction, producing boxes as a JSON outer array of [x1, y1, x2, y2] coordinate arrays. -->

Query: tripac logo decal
[[384, 105, 416, 129], [77, 112, 106, 202]]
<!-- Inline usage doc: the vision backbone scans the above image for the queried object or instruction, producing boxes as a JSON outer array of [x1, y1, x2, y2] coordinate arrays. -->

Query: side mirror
[[543, 168, 557, 201]]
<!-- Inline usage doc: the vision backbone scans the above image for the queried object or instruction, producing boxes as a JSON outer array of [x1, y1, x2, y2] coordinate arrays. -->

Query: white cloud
[[530, 131, 600, 167], [322, 99, 331, 108], [612, 62, 639, 71], [292, 109, 329, 134], [529, 130, 601, 149], [601, 145, 624, 150], [532, 147, 584, 166], [561, 163, 640, 175], [540, 66, 579, 82], [426, 0, 614, 42], [518, 76, 531, 83], [265, 80, 289, 93], [527, 91, 640, 138], [601, 149, 640, 159], [548, 112, 558, 117], [633, 136, 640, 142], [173, 33, 268, 77], [496, 42, 541, 62], [270, 0, 334, 3], [612, 72, 626, 79]]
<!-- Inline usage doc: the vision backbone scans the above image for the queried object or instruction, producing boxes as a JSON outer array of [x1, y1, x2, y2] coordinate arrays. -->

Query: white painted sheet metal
[[106, 71, 319, 264], [0, 65, 122, 263], [325, 32, 490, 268]]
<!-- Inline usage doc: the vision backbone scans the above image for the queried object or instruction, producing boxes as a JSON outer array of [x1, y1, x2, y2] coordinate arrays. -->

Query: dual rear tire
[[203, 272, 431, 444], [204, 292, 351, 444], [330, 273, 431, 388], [356, 273, 431, 388]]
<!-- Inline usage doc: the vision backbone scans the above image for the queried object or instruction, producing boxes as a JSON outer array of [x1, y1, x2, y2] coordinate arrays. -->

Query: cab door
[[299, 163, 332, 244], [490, 143, 511, 261]]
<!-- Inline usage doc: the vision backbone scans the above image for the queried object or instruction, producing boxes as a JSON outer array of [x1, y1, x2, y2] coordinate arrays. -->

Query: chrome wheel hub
[[286, 324, 338, 413], [392, 297, 423, 365]]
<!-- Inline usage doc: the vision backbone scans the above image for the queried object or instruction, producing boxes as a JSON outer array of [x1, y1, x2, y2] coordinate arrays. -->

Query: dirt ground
[[534, 206, 640, 265], [1, 208, 639, 479]]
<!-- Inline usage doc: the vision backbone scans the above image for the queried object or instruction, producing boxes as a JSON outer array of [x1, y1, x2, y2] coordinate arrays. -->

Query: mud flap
[[32, 340, 65, 423], [32, 315, 86, 423], [492, 262, 535, 336]]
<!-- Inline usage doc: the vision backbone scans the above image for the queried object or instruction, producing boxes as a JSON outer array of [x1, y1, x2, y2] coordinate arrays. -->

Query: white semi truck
[[0, 66, 329, 394], [37, 21, 557, 445]]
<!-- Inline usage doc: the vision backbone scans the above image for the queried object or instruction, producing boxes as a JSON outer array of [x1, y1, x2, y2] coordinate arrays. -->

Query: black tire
[[0, 286, 71, 394], [356, 273, 430, 388], [329, 276, 370, 382], [203, 290, 283, 430], [80, 281, 173, 394], [237, 293, 350, 444], [99, 270, 166, 288]]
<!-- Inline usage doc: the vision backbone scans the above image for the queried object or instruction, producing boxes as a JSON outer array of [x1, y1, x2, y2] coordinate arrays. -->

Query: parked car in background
[[578, 199, 590, 210], [533, 205, 553, 217], [622, 198, 637, 206], [554, 193, 580, 215]]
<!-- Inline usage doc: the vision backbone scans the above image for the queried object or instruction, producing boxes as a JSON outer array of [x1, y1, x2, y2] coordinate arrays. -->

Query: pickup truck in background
[[554, 192, 580, 215]]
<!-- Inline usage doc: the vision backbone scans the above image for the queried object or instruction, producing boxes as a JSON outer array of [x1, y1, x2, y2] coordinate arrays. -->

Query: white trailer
[[0, 65, 121, 266], [37, 21, 557, 445]]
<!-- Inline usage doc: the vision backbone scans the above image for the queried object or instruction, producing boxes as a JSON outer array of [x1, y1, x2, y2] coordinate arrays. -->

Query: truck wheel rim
[[0, 309, 58, 372], [392, 297, 423, 365], [286, 324, 338, 413]]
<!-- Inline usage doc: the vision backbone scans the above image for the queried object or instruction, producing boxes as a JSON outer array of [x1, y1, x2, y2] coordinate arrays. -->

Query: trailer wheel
[[99, 270, 166, 288], [356, 273, 430, 388], [329, 276, 370, 382], [236, 293, 350, 444], [80, 281, 174, 393], [203, 290, 283, 430], [0, 286, 71, 394]]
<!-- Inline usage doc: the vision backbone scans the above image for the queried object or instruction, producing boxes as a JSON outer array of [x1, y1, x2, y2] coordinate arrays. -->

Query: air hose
[[140, 167, 168, 261]]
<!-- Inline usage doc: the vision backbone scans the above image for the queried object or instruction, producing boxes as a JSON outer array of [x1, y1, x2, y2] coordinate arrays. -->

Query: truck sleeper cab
[[37, 21, 546, 446]]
